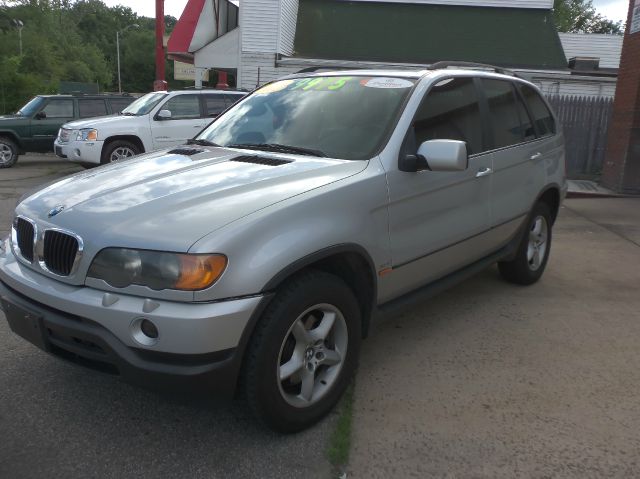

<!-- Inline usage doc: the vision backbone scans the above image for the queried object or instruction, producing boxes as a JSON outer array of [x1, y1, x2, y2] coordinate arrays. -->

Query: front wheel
[[498, 202, 552, 285], [101, 140, 140, 165], [0, 136, 19, 168], [242, 270, 361, 433]]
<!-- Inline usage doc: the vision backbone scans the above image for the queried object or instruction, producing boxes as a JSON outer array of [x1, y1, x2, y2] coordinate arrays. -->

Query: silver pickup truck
[[0, 64, 565, 432]]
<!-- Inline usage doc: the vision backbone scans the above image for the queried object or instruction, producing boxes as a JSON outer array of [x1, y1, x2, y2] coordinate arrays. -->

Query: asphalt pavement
[[0, 155, 336, 479], [349, 197, 640, 477]]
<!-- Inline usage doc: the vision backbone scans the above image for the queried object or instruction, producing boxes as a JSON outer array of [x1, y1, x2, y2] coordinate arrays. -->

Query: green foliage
[[553, 0, 624, 34], [0, 0, 185, 113]]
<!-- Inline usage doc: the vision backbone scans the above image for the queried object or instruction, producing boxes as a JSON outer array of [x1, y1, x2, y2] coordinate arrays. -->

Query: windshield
[[197, 76, 416, 160], [17, 96, 45, 116], [121, 92, 167, 116]]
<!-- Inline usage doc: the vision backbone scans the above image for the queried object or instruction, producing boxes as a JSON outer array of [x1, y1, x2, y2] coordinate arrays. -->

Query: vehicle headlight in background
[[76, 128, 98, 141], [87, 248, 227, 291]]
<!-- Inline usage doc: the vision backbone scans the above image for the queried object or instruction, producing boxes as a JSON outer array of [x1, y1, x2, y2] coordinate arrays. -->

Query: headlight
[[87, 248, 227, 291], [76, 128, 98, 141]]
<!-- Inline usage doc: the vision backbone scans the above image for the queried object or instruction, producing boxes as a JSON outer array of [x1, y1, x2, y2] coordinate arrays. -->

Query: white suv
[[54, 89, 246, 165]]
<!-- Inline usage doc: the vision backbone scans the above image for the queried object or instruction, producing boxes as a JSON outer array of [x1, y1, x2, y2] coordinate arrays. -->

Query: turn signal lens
[[175, 254, 228, 290], [86, 129, 98, 141]]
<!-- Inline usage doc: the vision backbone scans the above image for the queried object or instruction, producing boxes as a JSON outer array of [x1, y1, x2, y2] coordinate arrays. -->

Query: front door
[[31, 98, 75, 151], [384, 76, 494, 301], [151, 94, 206, 149]]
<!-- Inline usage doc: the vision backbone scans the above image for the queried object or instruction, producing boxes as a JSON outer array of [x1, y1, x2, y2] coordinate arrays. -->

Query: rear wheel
[[242, 270, 361, 433], [0, 136, 19, 168], [101, 140, 140, 165], [498, 202, 552, 285]]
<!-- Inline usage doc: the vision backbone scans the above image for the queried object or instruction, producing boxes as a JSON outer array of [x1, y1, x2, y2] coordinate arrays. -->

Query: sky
[[104, 0, 631, 24]]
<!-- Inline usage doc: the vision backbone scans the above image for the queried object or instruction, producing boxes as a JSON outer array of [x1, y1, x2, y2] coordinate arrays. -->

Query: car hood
[[16, 147, 367, 252], [62, 114, 134, 130], [0, 114, 26, 121]]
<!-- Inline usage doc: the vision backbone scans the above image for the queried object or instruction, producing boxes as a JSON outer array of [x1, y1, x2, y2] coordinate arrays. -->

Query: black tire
[[242, 269, 361, 433], [100, 139, 140, 165], [0, 136, 19, 168], [498, 202, 552, 285]]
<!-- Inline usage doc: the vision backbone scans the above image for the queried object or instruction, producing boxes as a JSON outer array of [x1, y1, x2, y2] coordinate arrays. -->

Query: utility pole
[[154, 0, 167, 91]]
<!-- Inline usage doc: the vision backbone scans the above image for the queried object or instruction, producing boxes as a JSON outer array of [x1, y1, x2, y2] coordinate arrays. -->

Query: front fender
[[188, 159, 391, 303]]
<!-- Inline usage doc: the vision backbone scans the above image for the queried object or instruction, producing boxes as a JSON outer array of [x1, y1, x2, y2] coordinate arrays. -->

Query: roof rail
[[296, 66, 362, 74], [427, 61, 520, 78]]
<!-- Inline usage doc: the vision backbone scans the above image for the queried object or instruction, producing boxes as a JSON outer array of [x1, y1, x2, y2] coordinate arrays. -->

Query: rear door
[[485, 79, 554, 238], [151, 94, 206, 149], [384, 76, 494, 299], [30, 98, 75, 151]]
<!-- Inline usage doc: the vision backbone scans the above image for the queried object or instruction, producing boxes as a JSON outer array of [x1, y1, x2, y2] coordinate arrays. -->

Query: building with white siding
[[168, 0, 623, 98]]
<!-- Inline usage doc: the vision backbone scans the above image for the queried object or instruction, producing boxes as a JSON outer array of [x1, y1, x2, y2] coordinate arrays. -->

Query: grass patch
[[327, 382, 355, 468]]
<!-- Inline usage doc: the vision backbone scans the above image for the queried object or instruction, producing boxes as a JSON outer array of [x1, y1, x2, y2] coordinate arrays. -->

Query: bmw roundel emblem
[[48, 205, 65, 218]]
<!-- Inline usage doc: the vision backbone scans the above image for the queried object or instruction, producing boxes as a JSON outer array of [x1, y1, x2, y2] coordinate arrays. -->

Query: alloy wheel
[[277, 303, 348, 408], [527, 215, 548, 271]]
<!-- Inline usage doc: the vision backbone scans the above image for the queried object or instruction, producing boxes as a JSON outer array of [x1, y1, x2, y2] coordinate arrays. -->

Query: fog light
[[140, 318, 158, 339], [130, 317, 159, 346]]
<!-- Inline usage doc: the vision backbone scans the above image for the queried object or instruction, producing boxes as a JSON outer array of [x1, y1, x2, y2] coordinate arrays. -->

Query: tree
[[553, 0, 624, 34]]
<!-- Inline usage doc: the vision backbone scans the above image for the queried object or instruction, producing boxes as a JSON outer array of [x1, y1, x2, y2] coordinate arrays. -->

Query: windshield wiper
[[227, 143, 326, 157], [187, 138, 220, 147], [121, 112, 137, 116]]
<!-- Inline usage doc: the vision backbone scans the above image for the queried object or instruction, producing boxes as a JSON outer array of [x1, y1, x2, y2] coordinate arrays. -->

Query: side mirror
[[417, 140, 468, 172], [400, 139, 468, 172], [156, 109, 172, 120], [34, 111, 46, 120]]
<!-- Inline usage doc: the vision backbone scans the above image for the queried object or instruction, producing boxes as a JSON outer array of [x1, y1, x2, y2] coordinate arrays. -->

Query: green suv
[[0, 94, 136, 168]]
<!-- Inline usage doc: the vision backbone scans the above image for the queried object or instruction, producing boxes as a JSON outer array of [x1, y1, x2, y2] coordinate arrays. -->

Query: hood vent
[[167, 147, 205, 156], [230, 155, 292, 167]]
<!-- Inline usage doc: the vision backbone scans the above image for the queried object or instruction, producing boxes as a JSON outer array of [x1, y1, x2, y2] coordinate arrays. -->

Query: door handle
[[530, 152, 543, 161], [475, 167, 493, 178]]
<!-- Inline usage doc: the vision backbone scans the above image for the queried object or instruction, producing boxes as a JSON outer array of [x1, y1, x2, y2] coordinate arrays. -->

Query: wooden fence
[[546, 95, 614, 179]]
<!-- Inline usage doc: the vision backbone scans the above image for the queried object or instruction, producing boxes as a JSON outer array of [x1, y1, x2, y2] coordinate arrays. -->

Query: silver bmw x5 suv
[[0, 64, 566, 432]]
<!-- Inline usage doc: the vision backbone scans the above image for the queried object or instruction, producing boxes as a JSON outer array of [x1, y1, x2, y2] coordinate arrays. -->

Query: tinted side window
[[514, 90, 536, 142], [161, 95, 201, 120], [203, 95, 226, 117], [413, 77, 483, 155], [224, 94, 243, 107], [78, 99, 108, 118], [41, 99, 74, 118], [109, 98, 134, 113], [482, 79, 523, 149], [520, 85, 556, 136]]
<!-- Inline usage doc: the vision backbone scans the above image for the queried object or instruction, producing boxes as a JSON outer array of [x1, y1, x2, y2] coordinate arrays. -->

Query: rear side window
[[161, 95, 201, 120], [482, 79, 524, 149], [203, 95, 226, 117], [109, 98, 134, 113], [224, 94, 243, 106], [520, 85, 556, 136], [412, 77, 484, 155], [41, 99, 74, 118], [78, 99, 107, 118]]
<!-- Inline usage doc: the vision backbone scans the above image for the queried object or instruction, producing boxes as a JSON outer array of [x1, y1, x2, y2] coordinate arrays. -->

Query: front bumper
[[54, 138, 103, 164], [0, 239, 268, 397]]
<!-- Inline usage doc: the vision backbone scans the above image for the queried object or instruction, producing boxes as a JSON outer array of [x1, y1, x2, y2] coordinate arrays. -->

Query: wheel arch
[[102, 135, 146, 156], [535, 184, 561, 224], [0, 131, 23, 151], [263, 244, 378, 339]]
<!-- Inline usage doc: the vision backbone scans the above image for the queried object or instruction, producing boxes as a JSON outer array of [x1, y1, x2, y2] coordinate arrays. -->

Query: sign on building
[[631, 0, 640, 34], [174, 61, 210, 81]]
